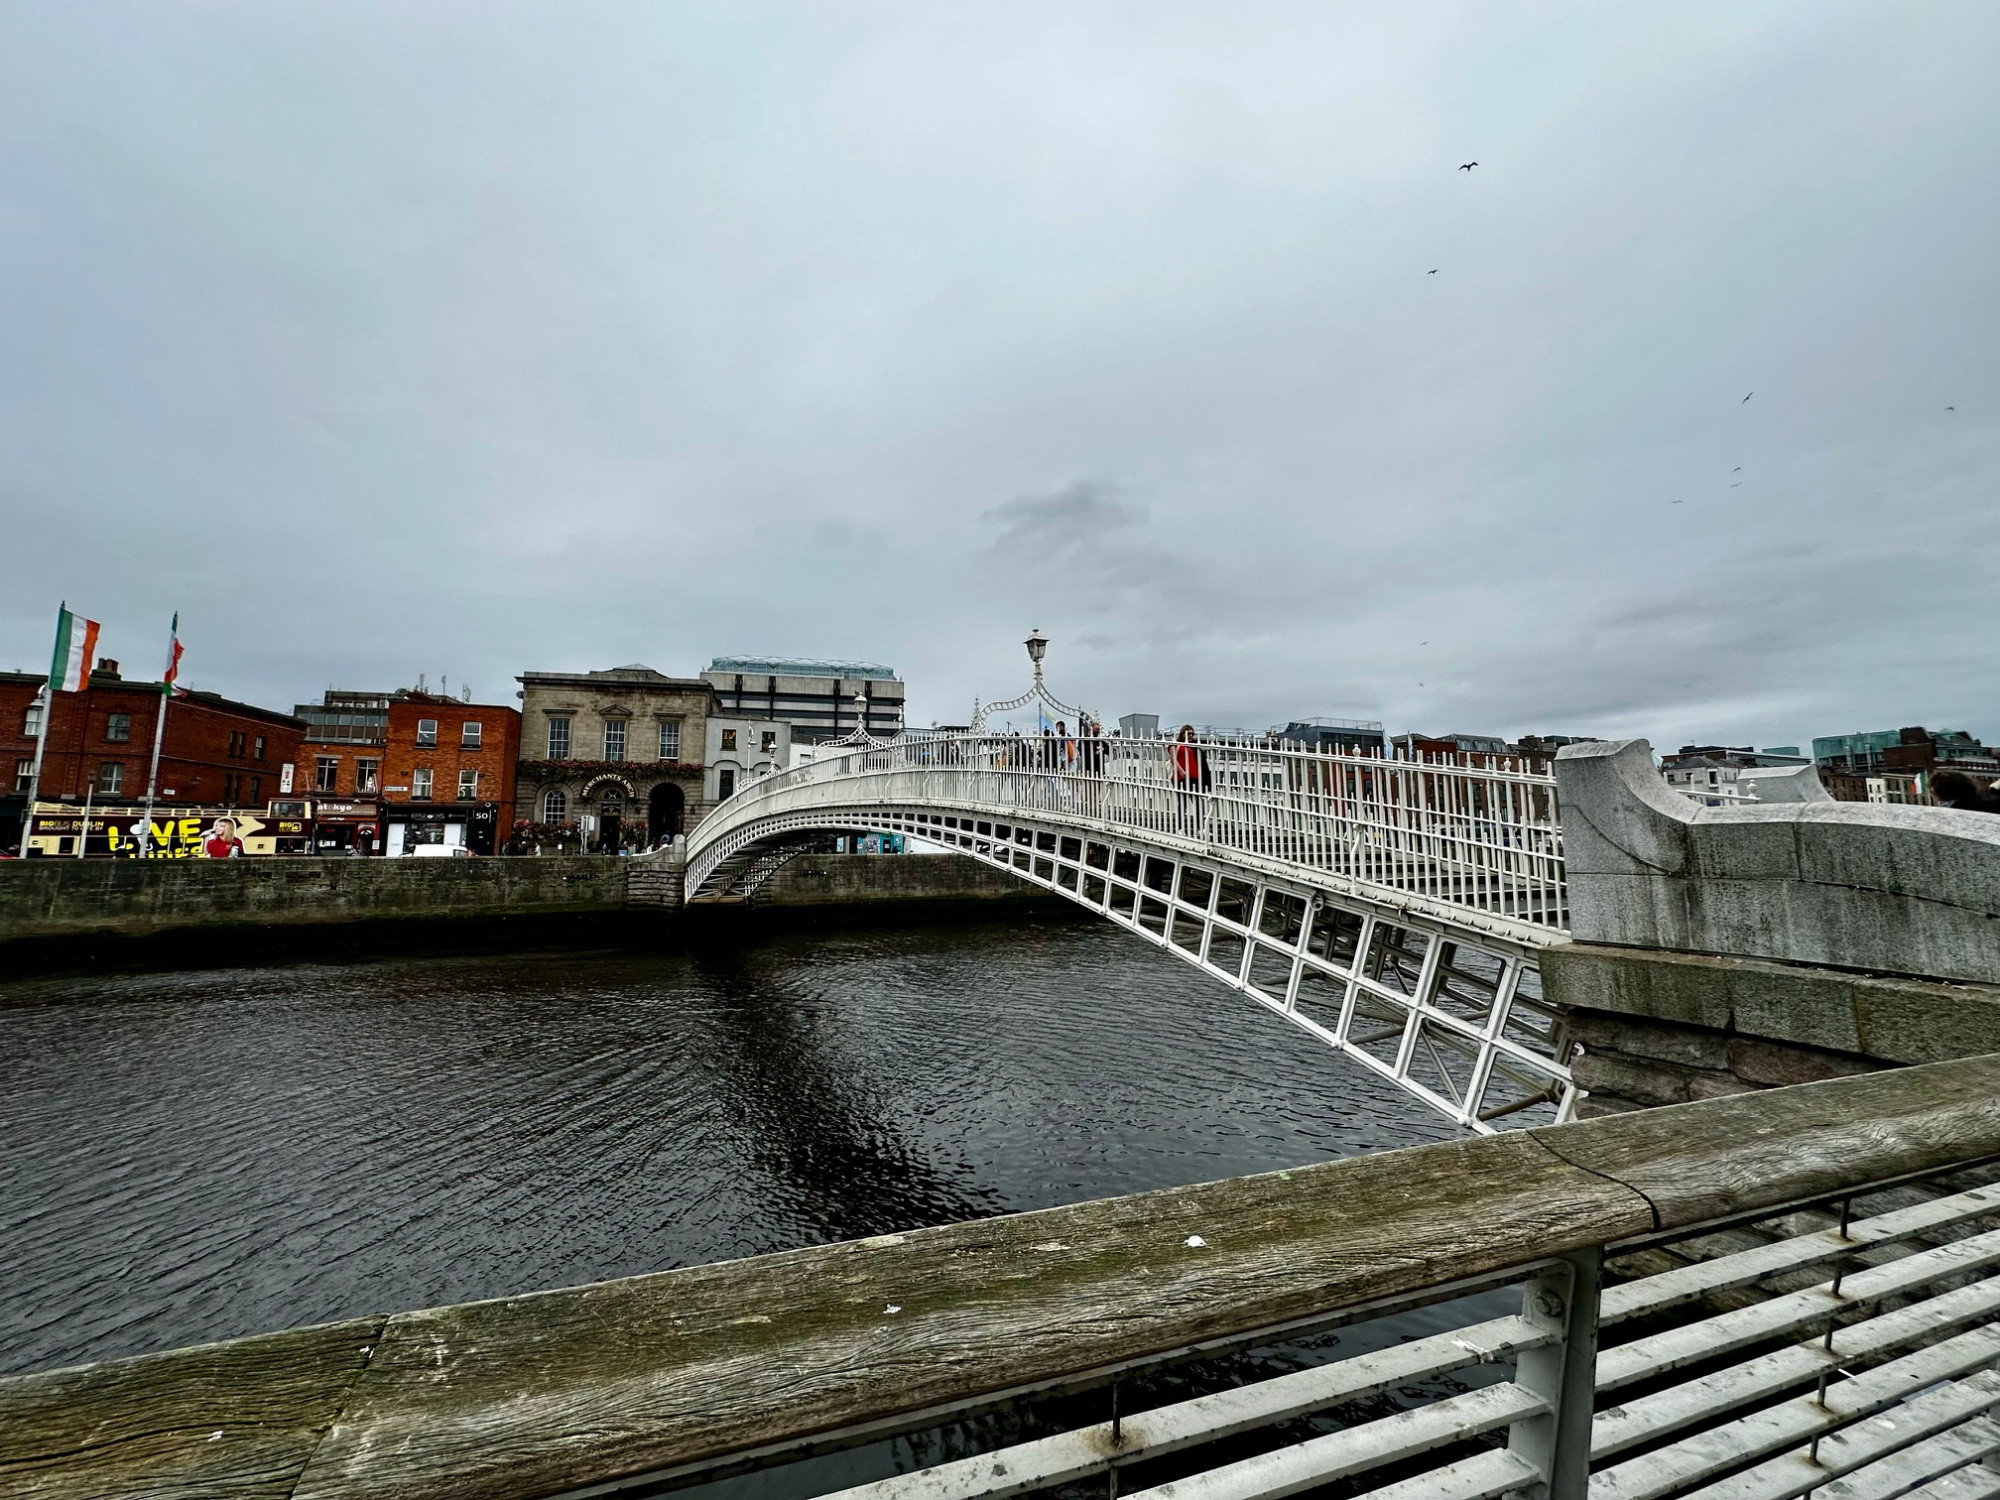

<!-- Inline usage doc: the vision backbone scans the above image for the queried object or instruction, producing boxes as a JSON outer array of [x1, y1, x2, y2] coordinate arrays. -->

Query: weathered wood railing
[[5, 1058, 2000, 1500]]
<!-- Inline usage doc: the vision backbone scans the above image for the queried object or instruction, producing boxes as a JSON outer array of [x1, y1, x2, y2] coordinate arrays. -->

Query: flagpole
[[16, 685, 50, 858], [15, 601, 66, 860], [139, 612, 179, 860], [75, 776, 94, 859], [139, 682, 169, 858]]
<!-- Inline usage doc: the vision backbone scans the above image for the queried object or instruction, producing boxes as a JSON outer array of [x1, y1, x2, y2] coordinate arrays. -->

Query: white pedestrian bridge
[[685, 730, 1575, 1134]]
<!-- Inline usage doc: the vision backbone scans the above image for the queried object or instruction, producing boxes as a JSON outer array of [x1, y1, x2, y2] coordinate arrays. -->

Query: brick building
[[377, 693, 520, 855], [517, 665, 714, 852], [1, 660, 303, 851]]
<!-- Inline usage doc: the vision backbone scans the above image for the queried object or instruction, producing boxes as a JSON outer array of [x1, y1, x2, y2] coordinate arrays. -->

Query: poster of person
[[26, 806, 297, 857]]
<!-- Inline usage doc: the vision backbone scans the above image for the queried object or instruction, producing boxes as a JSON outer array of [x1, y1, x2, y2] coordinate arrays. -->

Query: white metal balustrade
[[682, 733, 1575, 1132]]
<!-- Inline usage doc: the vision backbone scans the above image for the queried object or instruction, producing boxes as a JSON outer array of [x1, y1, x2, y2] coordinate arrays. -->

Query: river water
[[0, 914, 1457, 1378]]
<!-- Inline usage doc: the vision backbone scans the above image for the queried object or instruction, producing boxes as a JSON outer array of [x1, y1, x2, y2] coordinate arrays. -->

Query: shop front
[[383, 802, 500, 856]]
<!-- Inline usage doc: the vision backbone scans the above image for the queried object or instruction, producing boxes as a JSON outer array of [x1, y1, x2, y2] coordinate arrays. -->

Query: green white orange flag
[[162, 612, 184, 689], [49, 605, 101, 692]]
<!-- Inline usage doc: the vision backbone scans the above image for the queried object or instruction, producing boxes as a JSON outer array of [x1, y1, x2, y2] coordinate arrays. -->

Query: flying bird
[[1733, 466, 1741, 471], [1742, 392, 1754, 403], [1429, 269, 1438, 274], [1947, 406, 1956, 411], [1459, 162, 1478, 171], [1671, 499, 1684, 505], [1731, 483, 1742, 488]]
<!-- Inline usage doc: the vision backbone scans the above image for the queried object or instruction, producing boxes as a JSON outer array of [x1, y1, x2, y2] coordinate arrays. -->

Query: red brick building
[[377, 694, 520, 855], [0, 660, 304, 851]]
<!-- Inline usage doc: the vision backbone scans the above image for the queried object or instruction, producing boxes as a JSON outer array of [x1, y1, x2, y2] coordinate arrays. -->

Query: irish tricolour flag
[[49, 605, 102, 692]]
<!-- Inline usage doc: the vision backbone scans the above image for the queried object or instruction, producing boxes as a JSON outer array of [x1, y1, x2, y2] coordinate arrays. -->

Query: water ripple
[[0, 916, 1455, 1375]]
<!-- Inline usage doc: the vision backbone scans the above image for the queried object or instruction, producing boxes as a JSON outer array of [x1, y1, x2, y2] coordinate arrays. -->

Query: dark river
[[0, 914, 1457, 1379]]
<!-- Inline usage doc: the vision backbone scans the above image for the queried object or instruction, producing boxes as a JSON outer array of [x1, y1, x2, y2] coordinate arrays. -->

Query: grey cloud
[[1, 3, 1996, 751]]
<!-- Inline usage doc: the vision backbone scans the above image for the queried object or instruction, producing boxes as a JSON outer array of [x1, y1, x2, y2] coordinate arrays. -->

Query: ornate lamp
[[1025, 628, 1048, 678], [971, 629, 1090, 733]]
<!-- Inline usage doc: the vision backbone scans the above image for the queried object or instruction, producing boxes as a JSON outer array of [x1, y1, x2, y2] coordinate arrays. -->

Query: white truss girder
[[684, 735, 1578, 1133]]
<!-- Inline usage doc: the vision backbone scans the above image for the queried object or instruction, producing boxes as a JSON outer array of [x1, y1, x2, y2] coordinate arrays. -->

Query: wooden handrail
[[4, 1056, 1998, 1500]]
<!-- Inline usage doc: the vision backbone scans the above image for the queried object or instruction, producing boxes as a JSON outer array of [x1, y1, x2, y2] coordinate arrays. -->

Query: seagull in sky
[[1429, 268, 1438, 274], [1947, 406, 1956, 411], [1733, 466, 1741, 471], [1742, 392, 1754, 403], [1731, 482, 1742, 488], [1671, 499, 1684, 504], [1459, 161, 1478, 171]]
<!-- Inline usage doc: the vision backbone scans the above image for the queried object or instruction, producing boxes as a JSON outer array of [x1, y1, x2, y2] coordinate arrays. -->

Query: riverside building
[[1, 660, 304, 851], [378, 693, 521, 856], [516, 665, 715, 851], [702, 657, 903, 744]]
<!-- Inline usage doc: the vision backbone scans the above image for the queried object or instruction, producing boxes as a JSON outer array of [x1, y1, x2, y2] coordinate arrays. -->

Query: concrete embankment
[[0, 852, 1048, 975]]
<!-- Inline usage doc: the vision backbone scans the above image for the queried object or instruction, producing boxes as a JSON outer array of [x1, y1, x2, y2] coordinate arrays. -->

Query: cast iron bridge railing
[[682, 732, 1573, 1134]]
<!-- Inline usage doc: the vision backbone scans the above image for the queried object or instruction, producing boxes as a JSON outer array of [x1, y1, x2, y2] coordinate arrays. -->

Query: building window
[[760, 731, 777, 754], [718, 769, 736, 799], [254, 735, 266, 761], [15, 759, 33, 792], [355, 759, 379, 794], [316, 756, 340, 792], [228, 730, 246, 757], [23, 703, 42, 738], [721, 729, 738, 751], [458, 768, 479, 800], [412, 768, 434, 800], [461, 721, 482, 749], [547, 717, 571, 759], [106, 712, 132, 742], [543, 788, 567, 821], [97, 762, 124, 794], [658, 720, 680, 760], [603, 720, 627, 761], [249, 776, 262, 805], [222, 772, 238, 803], [416, 719, 438, 748]]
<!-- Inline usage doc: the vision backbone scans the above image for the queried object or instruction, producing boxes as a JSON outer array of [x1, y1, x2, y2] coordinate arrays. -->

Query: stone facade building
[[705, 717, 792, 805], [516, 665, 715, 851]]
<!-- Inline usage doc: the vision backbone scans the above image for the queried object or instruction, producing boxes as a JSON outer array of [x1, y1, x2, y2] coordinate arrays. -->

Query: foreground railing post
[[1509, 1247, 1602, 1499]]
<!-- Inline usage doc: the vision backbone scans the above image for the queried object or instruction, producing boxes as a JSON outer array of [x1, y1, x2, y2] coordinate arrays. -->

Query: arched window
[[542, 789, 568, 822]]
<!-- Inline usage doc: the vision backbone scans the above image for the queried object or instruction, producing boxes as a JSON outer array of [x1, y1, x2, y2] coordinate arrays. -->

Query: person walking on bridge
[[1078, 717, 1107, 818], [1172, 725, 1209, 838]]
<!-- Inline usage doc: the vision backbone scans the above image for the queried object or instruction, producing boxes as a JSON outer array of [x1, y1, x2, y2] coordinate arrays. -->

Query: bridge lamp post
[[1025, 628, 1048, 682]]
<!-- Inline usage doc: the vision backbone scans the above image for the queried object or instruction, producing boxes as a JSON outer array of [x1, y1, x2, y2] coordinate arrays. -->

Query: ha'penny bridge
[[6, 644, 2000, 1500], [686, 729, 1577, 1135]]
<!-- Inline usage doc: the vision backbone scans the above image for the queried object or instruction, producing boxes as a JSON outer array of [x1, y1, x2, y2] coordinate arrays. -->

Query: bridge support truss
[[690, 799, 1576, 1133]]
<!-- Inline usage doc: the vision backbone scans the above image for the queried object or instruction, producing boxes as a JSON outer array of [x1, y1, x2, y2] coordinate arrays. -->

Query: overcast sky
[[2, 3, 1995, 748]]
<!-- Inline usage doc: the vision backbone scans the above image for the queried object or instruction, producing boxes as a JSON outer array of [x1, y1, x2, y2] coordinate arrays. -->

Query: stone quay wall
[[0, 855, 629, 945], [0, 852, 1041, 957], [1550, 738, 2000, 1114]]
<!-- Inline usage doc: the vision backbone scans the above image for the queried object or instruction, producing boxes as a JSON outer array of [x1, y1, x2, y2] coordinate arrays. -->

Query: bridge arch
[[684, 735, 1576, 1133]]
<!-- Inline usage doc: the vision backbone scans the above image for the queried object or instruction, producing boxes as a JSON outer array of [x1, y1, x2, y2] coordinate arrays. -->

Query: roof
[[707, 656, 899, 681], [518, 666, 711, 688]]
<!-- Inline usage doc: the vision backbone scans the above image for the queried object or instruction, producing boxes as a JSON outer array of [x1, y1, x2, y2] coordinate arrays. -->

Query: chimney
[[95, 658, 121, 679]]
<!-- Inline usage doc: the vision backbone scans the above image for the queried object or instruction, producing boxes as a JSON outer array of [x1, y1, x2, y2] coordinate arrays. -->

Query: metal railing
[[695, 731, 1567, 931]]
